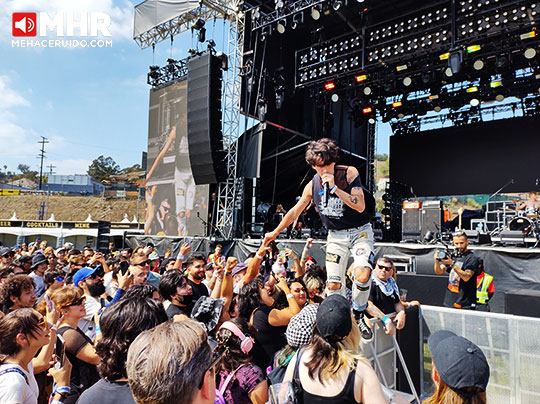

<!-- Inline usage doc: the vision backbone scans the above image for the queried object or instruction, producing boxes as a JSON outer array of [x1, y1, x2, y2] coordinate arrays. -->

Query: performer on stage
[[264, 138, 376, 339], [516, 191, 540, 211]]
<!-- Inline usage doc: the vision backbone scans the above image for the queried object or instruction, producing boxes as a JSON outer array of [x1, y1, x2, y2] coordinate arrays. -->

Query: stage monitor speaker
[[187, 53, 226, 185], [422, 200, 443, 239], [402, 201, 422, 241], [463, 230, 491, 245], [505, 289, 540, 318], [497, 230, 525, 246]]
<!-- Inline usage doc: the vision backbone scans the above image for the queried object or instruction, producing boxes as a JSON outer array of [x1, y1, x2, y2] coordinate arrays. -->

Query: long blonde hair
[[305, 314, 365, 384]]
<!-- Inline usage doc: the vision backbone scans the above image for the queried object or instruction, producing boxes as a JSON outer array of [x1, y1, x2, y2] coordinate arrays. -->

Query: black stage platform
[[127, 235, 540, 314]]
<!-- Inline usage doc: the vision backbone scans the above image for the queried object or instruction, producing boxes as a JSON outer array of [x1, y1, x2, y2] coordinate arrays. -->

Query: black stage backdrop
[[126, 235, 540, 314], [390, 115, 540, 196]]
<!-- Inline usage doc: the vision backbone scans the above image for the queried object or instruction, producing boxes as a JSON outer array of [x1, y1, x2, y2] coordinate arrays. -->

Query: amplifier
[[422, 200, 443, 240], [505, 289, 540, 318], [402, 201, 422, 241]]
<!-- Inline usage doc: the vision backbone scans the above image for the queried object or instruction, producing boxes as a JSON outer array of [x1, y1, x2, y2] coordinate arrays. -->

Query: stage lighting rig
[[147, 57, 188, 89]]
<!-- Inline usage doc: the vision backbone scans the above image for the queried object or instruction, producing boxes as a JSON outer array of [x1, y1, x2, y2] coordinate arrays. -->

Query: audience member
[[29, 254, 48, 298], [1, 275, 37, 313], [159, 270, 193, 320]]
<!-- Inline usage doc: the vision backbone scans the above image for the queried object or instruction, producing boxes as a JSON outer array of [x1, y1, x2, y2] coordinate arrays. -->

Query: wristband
[[382, 315, 391, 325], [51, 400, 65, 404], [225, 271, 232, 276], [256, 253, 264, 260], [330, 185, 338, 194], [177, 254, 185, 261], [56, 386, 71, 394], [95, 326, 101, 333], [286, 293, 294, 300], [50, 324, 58, 331]]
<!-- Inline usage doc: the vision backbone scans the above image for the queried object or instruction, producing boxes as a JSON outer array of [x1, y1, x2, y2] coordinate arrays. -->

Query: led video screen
[[145, 79, 209, 236]]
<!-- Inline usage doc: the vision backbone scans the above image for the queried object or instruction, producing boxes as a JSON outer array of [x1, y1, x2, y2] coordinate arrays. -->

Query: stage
[[126, 235, 540, 314]]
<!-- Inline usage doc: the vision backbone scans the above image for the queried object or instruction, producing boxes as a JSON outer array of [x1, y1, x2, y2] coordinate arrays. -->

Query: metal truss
[[216, 0, 245, 239], [134, 0, 233, 49], [147, 59, 188, 89], [365, 122, 376, 194], [250, 0, 326, 30]]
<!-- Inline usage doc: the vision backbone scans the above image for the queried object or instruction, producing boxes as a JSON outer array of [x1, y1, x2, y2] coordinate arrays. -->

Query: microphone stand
[[489, 179, 514, 200], [197, 212, 225, 240]]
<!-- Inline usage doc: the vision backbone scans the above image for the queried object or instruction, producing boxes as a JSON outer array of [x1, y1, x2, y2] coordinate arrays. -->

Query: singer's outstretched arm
[[264, 181, 313, 244]]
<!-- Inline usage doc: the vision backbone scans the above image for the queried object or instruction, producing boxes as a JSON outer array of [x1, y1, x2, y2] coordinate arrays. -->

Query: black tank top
[[302, 362, 360, 404], [311, 166, 375, 230]]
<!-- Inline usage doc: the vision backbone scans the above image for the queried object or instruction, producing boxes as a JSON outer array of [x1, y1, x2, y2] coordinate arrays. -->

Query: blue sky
[[0, 0, 392, 176]]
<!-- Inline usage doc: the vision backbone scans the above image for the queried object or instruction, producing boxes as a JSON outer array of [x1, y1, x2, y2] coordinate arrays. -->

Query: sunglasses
[[135, 260, 152, 267], [377, 264, 393, 271], [36, 318, 48, 330], [55, 276, 64, 282], [197, 348, 225, 389], [65, 296, 86, 308]]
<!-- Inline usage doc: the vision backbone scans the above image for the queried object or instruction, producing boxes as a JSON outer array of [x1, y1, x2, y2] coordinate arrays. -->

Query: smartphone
[[119, 260, 129, 275], [44, 293, 54, 312], [54, 335, 65, 370], [185, 237, 192, 245]]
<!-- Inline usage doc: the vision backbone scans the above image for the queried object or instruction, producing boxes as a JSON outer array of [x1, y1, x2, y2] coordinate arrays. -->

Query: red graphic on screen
[[12, 13, 37, 37]]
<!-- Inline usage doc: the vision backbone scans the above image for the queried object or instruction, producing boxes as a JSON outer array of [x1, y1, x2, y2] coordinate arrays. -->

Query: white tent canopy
[[133, 0, 200, 38]]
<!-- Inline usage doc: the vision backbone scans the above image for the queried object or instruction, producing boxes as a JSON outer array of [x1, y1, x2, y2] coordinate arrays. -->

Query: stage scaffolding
[[134, 0, 246, 239]]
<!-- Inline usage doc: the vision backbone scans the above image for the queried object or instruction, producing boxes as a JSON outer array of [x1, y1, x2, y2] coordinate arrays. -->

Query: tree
[[374, 153, 388, 161], [119, 164, 142, 174], [17, 164, 31, 173], [87, 156, 120, 181]]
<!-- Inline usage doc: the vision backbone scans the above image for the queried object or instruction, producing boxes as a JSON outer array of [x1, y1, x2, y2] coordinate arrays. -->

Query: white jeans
[[326, 223, 374, 311]]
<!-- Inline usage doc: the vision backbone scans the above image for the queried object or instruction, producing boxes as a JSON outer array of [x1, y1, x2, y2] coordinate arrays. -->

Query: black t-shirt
[[77, 378, 135, 404], [187, 278, 209, 313], [369, 281, 400, 315], [443, 250, 482, 308], [251, 305, 287, 370], [166, 302, 190, 320]]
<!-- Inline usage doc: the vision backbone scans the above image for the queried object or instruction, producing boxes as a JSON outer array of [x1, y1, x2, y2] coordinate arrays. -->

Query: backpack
[[268, 347, 305, 404]]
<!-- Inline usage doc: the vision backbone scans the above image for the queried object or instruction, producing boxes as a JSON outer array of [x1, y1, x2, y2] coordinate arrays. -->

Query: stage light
[[392, 101, 403, 108], [490, 80, 502, 88], [448, 51, 463, 75], [470, 98, 480, 107], [525, 48, 537, 59], [422, 73, 432, 85], [495, 94, 505, 101], [332, 0, 343, 11], [311, 6, 321, 20], [192, 18, 205, 30], [440, 52, 450, 60], [363, 86, 372, 95], [291, 13, 304, 29], [325, 81, 336, 90], [496, 54, 508, 67], [198, 27, 206, 42], [520, 30, 536, 40], [466, 86, 478, 93], [396, 64, 408, 72], [444, 67, 453, 77], [363, 106, 373, 114], [473, 59, 484, 70], [467, 44, 481, 53], [368, 118, 376, 124], [276, 20, 286, 34], [403, 77, 412, 87], [355, 74, 367, 83], [331, 93, 339, 102]]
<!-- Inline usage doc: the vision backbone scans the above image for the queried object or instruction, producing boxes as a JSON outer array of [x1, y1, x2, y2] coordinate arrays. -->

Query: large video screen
[[390, 116, 540, 197], [145, 79, 209, 236]]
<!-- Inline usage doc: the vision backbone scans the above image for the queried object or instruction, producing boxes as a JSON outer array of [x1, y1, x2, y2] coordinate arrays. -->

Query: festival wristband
[[50, 324, 58, 331], [286, 293, 294, 300], [382, 315, 392, 325], [56, 386, 71, 394], [177, 254, 185, 261], [225, 270, 232, 276], [256, 253, 264, 259], [51, 400, 64, 404], [330, 185, 338, 194]]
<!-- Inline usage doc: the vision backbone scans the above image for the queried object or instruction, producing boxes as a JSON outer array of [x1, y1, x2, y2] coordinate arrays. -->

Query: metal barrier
[[421, 305, 540, 404]]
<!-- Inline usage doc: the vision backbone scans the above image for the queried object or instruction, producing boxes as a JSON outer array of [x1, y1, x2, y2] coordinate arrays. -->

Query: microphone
[[323, 183, 329, 207]]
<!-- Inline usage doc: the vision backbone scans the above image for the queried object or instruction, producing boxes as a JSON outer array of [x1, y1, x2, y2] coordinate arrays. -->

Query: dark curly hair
[[0, 308, 42, 357], [215, 317, 258, 372], [0, 274, 35, 309], [122, 283, 157, 300], [305, 138, 340, 167], [237, 278, 263, 320], [95, 298, 168, 380]]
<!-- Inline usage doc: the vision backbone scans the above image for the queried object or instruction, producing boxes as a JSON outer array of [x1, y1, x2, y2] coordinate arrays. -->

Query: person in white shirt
[[72, 267, 107, 341], [29, 254, 48, 298]]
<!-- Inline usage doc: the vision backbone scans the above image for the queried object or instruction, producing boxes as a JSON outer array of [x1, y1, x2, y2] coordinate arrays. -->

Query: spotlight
[[496, 55, 508, 67], [403, 77, 412, 87], [291, 13, 304, 29], [363, 106, 373, 114], [192, 18, 205, 30], [490, 80, 502, 88], [470, 98, 480, 107], [466, 44, 481, 53], [198, 27, 206, 42], [495, 94, 505, 101], [325, 81, 336, 90], [332, 0, 343, 10], [444, 67, 453, 77], [368, 118, 376, 124], [520, 30, 536, 40], [473, 59, 484, 70], [525, 48, 536, 59], [331, 93, 340, 102], [396, 64, 408, 72], [363, 86, 372, 95], [311, 6, 321, 20], [466, 86, 478, 93], [392, 101, 403, 108], [355, 74, 367, 82], [448, 50, 463, 74], [277, 20, 286, 34]]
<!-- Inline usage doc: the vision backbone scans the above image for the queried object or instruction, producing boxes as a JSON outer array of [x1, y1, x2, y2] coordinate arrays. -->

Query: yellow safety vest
[[476, 273, 494, 304]]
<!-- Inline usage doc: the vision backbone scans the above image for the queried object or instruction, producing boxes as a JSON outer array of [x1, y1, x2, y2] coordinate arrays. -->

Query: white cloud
[[0, 75, 30, 109], [0, 0, 135, 43], [50, 158, 92, 175]]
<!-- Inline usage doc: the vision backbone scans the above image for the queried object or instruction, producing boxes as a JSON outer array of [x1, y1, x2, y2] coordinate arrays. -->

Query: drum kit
[[496, 200, 540, 238]]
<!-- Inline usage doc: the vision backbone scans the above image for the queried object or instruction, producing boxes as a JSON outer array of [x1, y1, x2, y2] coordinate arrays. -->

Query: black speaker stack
[[187, 53, 226, 185]]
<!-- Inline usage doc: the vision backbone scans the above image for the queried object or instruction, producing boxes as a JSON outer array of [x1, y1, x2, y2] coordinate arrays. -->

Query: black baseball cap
[[428, 330, 490, 392], [316, 294, 352, 341]]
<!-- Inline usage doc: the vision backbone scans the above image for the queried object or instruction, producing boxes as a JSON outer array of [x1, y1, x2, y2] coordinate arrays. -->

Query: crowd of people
[[0, 237, 489, 404], [0, 139, 490, 404]]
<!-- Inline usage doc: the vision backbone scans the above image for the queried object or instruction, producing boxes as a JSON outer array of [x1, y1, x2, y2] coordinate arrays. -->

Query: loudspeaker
[[96, 221, 111, 253], [505, 289, 540, 318], [187, 53, 226, 184], [422, 200, 443, 239], [396, 272, 448, 307], [402, 201, 422, 241]]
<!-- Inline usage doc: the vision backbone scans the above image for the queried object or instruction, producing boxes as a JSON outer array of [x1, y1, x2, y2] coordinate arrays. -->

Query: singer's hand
[[321, 172, 335, 189]]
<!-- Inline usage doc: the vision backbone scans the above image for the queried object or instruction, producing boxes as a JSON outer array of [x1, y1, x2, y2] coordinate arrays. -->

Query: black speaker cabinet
[[187, 53, 226, 184], [505, 289, 540, 318], [402, 201, 422, 241], [422, 200, 443, 239]]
